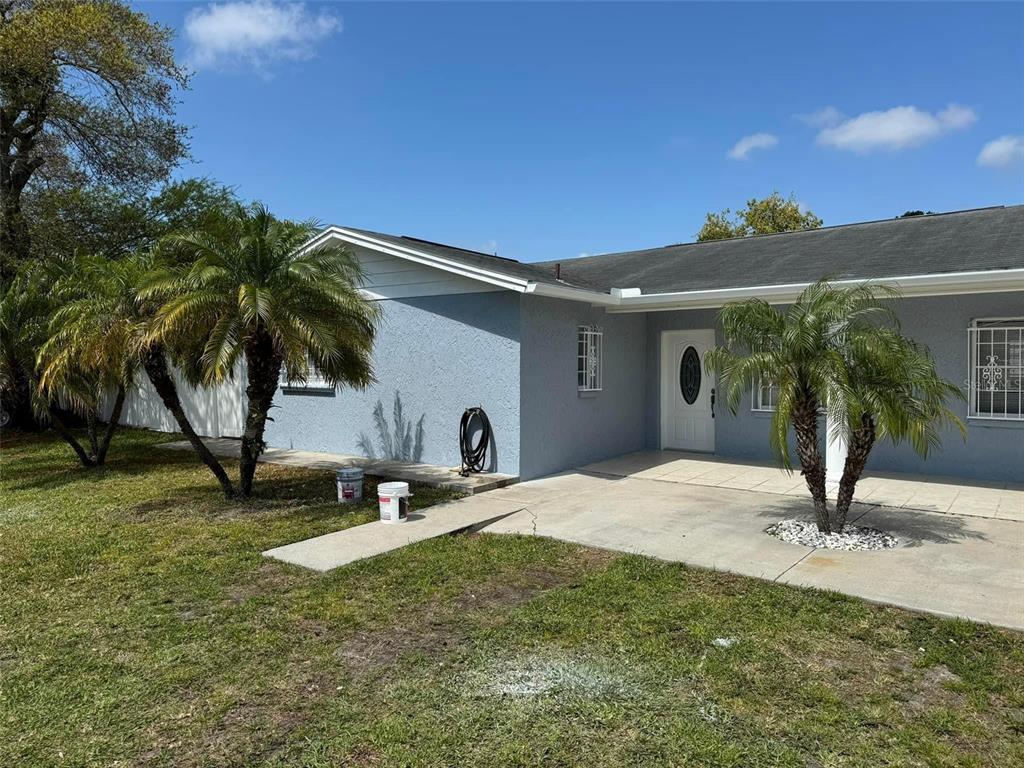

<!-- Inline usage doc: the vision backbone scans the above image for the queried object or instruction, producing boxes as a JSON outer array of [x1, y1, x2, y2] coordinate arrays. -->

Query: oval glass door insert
[[679, 346, 701, 405]]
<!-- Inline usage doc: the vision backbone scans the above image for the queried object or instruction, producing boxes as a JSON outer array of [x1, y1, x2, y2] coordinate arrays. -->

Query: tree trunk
[[93, 385, 125, 466], [835, 414, 876, 531], [1, 357, 38, 430], [142, 345, 236, 498], [2, 87, 48, 282], [239, 328, 283, 498], [85, 408, 100, 459], [792, 395, 832, 533], [0, 183, 31, 283], [44, 402, 95, 467]]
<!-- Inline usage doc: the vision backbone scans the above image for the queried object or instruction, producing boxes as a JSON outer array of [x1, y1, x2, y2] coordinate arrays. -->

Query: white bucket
[[378, 481, 410, 524], [336, 467, 364, 504]]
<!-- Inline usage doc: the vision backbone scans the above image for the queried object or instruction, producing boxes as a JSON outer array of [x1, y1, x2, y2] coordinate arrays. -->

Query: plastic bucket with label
[[336, 467, 364, 504], [377, 481, 410, 524]]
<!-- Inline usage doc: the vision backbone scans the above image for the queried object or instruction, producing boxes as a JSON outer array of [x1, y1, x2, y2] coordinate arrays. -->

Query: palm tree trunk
[[835, 414, 876, 531], [792, 397, 832, 533], [85, 408, 100, 460], [141, 345, 236, 498], [93, 385, 126, 466], [239, 328, 283, 498], [3, 359, 39, 430], [44, 402, 95, 467]]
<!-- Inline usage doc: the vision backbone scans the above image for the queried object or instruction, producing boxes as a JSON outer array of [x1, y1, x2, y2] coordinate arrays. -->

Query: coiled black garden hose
[[459, 407, 491, 476]]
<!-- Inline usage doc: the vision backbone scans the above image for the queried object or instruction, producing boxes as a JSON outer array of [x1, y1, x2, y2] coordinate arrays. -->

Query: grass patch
[[1, 429, 1022, 767]]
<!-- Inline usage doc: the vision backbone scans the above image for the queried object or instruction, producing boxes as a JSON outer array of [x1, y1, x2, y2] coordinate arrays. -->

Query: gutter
[[599, 267, 1024, 313], [524, 281, 623, 306]]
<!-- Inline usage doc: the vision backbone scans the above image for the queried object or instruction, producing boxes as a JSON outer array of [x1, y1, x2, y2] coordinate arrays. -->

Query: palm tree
[[148, 203, 380, 497], [706, 280, 962, 534], [39, 254, 138, 466], [0, 270, 97, 466], [39, 252, 237, 493], [834, 325, 963, 529]]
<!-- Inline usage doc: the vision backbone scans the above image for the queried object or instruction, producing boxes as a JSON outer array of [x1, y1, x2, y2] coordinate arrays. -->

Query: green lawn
[[1, 429, 1022, 767]]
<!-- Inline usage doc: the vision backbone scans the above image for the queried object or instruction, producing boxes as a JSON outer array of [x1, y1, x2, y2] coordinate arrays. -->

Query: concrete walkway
[[247, 440, 1021, 628], [580, 450, 1024, 521], [264, 495, 525, 571], [480, 471, 1024, 631], [159, 438, 517, 494]]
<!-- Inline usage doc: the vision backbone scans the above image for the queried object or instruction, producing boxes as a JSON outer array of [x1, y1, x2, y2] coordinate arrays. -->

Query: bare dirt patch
[[335, 551, 614, 677], [774, 639, 969, 719], [898, 660, 964, 714], [138, 662, 335, 767], [226, 560, 306, 604]]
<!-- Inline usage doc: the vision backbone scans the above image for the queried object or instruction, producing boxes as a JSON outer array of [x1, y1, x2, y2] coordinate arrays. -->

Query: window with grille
[[968, 318, 1023, 420], [752, 378, 779, 411], [280, 355, 333, 391], [577, 325, 603, 392]]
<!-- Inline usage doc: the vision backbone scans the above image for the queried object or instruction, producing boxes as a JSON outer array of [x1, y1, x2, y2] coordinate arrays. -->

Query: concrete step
[[158, 438, 518, 494]]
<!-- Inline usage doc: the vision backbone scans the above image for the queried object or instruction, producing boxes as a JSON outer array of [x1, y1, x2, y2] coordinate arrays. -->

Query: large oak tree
[[0, 0, 188, 279]]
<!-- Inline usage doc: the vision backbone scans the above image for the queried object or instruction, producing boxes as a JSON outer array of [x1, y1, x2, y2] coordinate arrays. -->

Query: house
[[122, 205, 1024, 483]]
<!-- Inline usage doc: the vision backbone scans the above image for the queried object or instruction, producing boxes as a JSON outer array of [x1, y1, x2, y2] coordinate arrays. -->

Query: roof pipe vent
[[555, 263, 561, 280]]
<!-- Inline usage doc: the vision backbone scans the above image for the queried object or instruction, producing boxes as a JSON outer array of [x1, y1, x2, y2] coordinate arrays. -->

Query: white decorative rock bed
[[766, 519, 898, 551]]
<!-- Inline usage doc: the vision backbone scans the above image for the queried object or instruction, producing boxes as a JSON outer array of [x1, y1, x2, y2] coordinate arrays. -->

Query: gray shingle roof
[[536, 205, 1024, 294], [344, 206, 1024, 296], [341, 227, 575, 288]]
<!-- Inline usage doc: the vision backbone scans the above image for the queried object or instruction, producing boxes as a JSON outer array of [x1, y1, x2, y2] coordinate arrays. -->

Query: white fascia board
[[305, 227, 534, 293], [525, 281, 622, 306], [303, 226, 624, 304], [607, 268, 1024, 313]]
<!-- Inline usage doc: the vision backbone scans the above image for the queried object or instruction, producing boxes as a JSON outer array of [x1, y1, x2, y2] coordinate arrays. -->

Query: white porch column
[[825, 412, 848, 484]]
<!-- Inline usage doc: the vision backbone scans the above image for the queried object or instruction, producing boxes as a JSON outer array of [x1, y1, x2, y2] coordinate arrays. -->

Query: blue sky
[[142, 1, 1024, 262]]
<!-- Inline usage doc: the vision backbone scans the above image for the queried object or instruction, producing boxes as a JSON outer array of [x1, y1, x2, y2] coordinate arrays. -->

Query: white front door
[[661, 330, 716, 452]]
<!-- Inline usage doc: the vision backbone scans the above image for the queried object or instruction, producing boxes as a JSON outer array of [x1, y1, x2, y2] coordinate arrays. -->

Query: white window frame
[[751, 378, 779, 412], [577, 325, 603, 392], [280, 356, 334, 391], [968, 317, 1024, 421]]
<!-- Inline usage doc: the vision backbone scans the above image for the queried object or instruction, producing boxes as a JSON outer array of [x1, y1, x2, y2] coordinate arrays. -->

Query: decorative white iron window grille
[[577, 325, 603, 392], [968, 318, 1023, 420], [752, 379, 779, 412]]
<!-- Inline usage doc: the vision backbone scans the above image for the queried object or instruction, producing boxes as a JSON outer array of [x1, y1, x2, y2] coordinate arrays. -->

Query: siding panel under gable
[[349, 244, 503, 300]]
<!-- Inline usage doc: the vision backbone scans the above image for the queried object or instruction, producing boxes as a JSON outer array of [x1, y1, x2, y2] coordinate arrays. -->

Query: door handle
[[711, 387, 716, 418]]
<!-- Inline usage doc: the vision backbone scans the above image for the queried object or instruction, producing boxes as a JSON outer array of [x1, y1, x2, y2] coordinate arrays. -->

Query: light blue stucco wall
[[518, 295, 647, 479], [264, 291, 522, 475], [262, 285, 1020, 484], [644, 291, 1024, 483], [865, 291, 1024, 482]]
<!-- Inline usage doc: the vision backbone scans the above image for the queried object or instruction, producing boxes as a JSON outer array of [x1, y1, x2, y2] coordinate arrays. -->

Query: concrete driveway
[[480, 471, 1024, 631]]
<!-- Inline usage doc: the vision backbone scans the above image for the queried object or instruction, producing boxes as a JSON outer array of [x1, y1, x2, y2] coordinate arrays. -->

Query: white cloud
[[797, 106, 843, 128], [977, 135, 1024, 169], [185, 1, 341, 71], [727, 133, 779, 160], [816, 104, 977, 153]]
